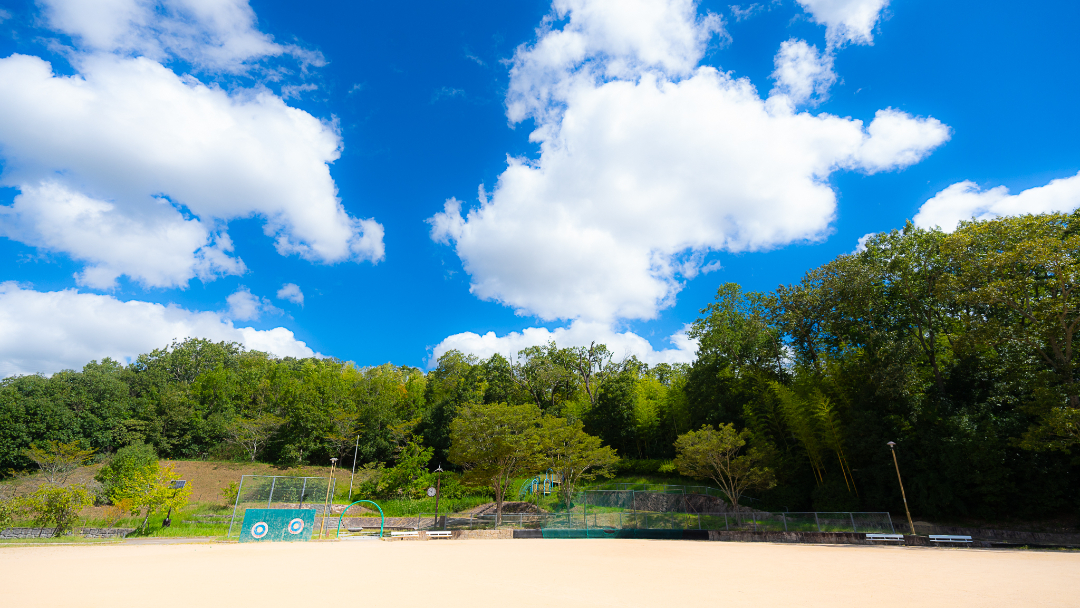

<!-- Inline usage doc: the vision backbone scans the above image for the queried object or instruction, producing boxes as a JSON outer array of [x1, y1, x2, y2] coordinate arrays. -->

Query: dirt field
[[1, 539, 1076, 607]]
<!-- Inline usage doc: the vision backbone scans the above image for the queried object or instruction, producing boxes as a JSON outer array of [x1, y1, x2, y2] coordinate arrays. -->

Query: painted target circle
[[287, 518, 305, 535], [250, 522, 269, 538]]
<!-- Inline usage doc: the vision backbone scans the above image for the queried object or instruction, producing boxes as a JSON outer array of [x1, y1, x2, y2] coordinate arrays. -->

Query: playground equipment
[[518, 469, 562, 499], [335, 499, 385, 539]]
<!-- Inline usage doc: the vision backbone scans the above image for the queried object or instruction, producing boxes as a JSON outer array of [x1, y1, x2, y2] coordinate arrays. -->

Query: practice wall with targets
[[238, 508, 316, 543]]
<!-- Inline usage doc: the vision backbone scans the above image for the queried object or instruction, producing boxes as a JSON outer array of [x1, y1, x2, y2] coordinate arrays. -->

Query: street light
[[887, 442, 916, 535]]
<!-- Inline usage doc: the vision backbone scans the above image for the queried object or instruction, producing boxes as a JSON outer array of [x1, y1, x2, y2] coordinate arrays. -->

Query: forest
[[2, 212, 1079, 521]]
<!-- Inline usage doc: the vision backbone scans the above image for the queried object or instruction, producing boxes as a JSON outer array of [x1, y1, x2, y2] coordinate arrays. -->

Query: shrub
[[95, 443, 158, 503], [25, 483, 94, 536]]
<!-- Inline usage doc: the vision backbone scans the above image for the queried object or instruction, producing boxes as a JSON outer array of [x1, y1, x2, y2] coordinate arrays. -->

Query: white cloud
[[730, 4, 764, 22], [769, 38, 835, 107], [914, 172, 1080, 233], [853, 232, 875, 253], [796, 0, 890, 47], [0, 53, 384, 288], [276, 283, 304, 306], [430, 320, 697, 368], [0, 281, 315, 377], [0, 8, 11, 23], [38, 0, 292, 72], [430, 0, 949, 324], [225, 286, 280, 321]]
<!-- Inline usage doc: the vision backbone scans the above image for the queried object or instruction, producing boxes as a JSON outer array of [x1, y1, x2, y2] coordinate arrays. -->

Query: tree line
[[3, 211, 1080, 521]]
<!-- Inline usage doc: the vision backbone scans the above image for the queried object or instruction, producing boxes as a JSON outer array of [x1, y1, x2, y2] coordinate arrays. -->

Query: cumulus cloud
[[770, 39, 835, 108], [38, 0, 301, 72], [430, 0, 948, 324], [225, 286, 280, 321], [0, 281, 315, 377], [0, 52, 384, 288], [276, 283, 304, 306], [430, 321, 697, 368], [914, 172, 1080, 233], [796, 0, 890, 47]]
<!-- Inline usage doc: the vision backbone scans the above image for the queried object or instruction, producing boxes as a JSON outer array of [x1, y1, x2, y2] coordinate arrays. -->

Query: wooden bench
[[929, 535, 972, 544], [390, 531, 419, 538], [426, 531, 452, 539], [866, 533, 904, 543]]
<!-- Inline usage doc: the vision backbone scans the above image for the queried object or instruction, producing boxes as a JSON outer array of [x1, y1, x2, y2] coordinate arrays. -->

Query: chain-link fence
[[228, 475, 337, 538], [415, 489, 893, 534]]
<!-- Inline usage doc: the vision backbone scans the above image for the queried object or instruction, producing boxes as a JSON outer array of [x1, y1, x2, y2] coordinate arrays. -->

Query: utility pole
[[887, 442, 916, 535]]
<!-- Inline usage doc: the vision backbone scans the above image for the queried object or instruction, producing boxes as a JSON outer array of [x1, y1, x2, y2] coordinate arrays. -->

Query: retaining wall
[[1, 527, 135, 539]]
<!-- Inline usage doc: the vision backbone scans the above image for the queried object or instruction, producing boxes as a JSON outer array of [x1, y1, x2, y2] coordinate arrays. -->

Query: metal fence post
[[782, 513, 787, 532], [228, 475, 246, 538], [267, 476, 276, 508], [849, 512, 857, 533], [887, 512, 895, 534], [814, 512, 821, 532]]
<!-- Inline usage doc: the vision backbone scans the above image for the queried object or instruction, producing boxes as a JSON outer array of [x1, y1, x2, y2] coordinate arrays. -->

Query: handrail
[[336, 500, 384, 539]]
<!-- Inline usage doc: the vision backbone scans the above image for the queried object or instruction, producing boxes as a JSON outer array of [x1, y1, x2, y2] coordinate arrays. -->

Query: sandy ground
[[1, 539, 1077, 607]]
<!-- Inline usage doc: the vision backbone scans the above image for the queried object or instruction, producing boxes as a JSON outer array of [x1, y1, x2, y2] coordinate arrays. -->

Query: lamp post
[[887, 442, 916, 535], [434, 464, 443, 530], [321, 458, 338, 539]]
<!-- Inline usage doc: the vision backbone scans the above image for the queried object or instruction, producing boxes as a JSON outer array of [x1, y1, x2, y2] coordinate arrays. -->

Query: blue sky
[[0, 0, 1077, 376]]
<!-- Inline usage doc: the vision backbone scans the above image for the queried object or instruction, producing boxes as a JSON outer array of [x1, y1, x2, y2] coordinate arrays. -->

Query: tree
[[95, 442, 159, 502], [674, 424, 775, 516], [448, 402, 541, 523], [24, 483, 93, 536], [113, 461, 192, 532], [945, 212, 1080, 448], [0, 488, 24, 531], [24, 440, 95, 485], [225, 413, 283, 462], [537, 415, 619, 511]]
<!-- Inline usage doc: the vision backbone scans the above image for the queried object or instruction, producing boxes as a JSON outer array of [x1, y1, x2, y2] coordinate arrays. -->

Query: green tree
[[24, 440, 95, 485], [25, 483, 93, 536], [448, 402, 541, 523], [537, 415, 619, 510], [95, 442, 158, 502], [113, 461, 192, 533], [674, 424, 775, 515]]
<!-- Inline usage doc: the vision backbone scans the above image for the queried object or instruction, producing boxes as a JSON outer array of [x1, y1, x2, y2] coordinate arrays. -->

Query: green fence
[[415, 489, 893, 534]]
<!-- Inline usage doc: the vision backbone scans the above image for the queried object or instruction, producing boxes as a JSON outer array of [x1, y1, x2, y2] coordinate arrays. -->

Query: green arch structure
[[336, 500, 384, 539]]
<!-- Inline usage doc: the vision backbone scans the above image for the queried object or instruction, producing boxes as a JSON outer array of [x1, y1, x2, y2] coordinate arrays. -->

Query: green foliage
[[24, 440, 95, 485], [536, 415, 619, 509], [95, 442, 158, 503], [674, 424, 775, 512], [112, 461, 192, 532], [355, 440, 435, 500], [449, 402, 542, 519], [220, 481, 239, 507], [24, 483, 94, 536]]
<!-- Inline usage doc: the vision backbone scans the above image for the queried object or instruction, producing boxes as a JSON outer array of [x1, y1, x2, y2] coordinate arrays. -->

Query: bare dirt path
[[2, 540, 1076, 607]]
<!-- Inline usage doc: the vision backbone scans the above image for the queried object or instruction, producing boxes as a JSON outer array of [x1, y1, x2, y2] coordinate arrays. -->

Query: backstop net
[[227, 475, 337, 538]]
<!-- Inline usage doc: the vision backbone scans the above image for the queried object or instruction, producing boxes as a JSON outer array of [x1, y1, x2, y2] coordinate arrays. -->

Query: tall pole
[[348, 435, 359, 501], [434, 464, 443, 530], [321, 458, 338, 539], [887, 442, 916, 535]]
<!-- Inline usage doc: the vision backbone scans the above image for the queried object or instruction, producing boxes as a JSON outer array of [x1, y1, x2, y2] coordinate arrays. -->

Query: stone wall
[[1, 527, 135, 539]]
